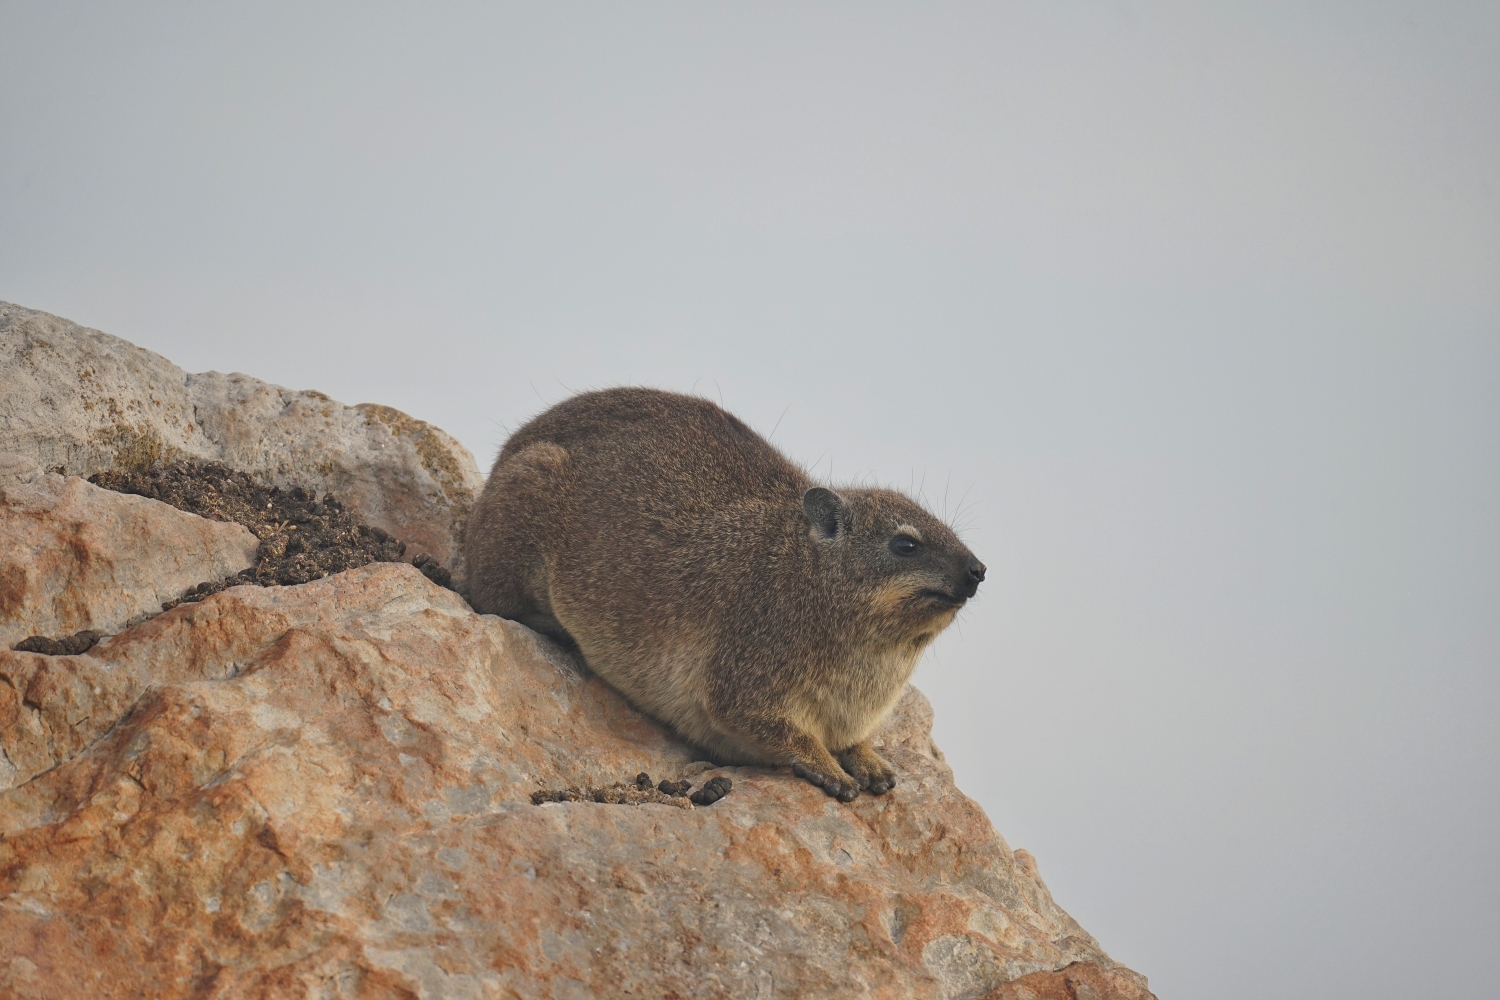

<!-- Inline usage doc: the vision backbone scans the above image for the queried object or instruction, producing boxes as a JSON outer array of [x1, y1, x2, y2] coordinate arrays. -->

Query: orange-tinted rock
[[0, 564, 1153, 998], [0, 474, 258, 652], [983, 961, 1156, 1000]]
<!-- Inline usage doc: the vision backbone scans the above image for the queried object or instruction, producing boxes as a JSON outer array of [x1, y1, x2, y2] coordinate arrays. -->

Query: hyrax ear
[[803, 487, 851, 541]]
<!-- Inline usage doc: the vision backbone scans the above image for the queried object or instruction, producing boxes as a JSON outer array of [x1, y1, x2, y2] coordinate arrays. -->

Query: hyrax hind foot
[[838, 741, 898, 796]]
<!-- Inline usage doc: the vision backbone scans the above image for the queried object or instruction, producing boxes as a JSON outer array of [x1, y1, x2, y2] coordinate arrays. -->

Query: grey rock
[[0, 453, 42, 486], [0, 301, 483, 574]]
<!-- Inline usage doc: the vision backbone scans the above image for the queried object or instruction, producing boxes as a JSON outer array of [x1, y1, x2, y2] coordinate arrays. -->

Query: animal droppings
[[530, 772, 730, 809], [690, 775, 733, 806], [12, 629, 101, 655]]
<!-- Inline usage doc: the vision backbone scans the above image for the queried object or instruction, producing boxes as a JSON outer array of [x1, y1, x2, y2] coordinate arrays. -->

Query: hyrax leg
[[837, 741, 897, 796], [739, 714, 863, 802], [466, 441, 575, 647]]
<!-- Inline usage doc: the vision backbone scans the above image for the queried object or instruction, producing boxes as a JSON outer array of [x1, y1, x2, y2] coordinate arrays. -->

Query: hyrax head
[[802, 486, 986, 643]]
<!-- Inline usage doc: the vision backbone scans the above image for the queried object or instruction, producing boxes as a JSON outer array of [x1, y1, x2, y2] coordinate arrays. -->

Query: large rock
[[0, 300, 1153, 997], [0, 474, 258, 651], [0, 302, 483, 574], [0, 562, 1153, 999]]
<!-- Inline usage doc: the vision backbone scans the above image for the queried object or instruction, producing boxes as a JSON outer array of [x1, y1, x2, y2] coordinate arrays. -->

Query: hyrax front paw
[[792, 761, 861, 802], [839, 742, 898, 796]]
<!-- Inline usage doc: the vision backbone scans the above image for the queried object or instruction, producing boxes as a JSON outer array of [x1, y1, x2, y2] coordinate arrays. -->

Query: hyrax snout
[[465, 387, 984, 802]]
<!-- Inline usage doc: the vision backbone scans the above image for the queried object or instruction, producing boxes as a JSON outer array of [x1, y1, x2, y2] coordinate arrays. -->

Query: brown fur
[[465, 388, 985, 801]]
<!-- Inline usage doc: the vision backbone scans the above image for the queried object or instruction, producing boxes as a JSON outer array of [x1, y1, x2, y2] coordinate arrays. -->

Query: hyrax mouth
[[916, 588, 965, 607]]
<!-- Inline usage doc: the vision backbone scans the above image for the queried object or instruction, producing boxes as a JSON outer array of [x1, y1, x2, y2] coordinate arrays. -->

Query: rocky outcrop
[[0, 564, 1151, 999], [0, 301, 483, 575], [0, 474, 258, 650], [0, 304, 1154, 999]]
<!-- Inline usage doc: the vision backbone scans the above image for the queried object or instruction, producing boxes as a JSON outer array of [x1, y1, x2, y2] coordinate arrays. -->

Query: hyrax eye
[[889, 535, 922, 556]]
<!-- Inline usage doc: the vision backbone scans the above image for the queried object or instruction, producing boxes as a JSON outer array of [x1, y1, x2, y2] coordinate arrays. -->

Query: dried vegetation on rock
[[89, 460, 441, 608]]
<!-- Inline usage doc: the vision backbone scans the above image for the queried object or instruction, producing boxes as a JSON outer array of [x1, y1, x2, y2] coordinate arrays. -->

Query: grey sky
[[3, 3, 1497, 996]]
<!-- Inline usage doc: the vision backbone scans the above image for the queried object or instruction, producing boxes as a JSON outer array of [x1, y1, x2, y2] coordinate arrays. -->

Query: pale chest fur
[[795, 641, 926, 751]]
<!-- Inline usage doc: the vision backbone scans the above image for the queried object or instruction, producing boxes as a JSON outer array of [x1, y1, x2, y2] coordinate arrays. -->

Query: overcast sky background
[[3, 3, 1497, 997]]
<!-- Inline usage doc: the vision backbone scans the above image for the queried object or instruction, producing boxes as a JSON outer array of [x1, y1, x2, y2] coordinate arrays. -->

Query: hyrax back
[[465, 388, 984, 801]]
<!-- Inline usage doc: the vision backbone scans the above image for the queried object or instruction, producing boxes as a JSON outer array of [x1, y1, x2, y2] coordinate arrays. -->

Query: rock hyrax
[[465, 388, 985, 801]]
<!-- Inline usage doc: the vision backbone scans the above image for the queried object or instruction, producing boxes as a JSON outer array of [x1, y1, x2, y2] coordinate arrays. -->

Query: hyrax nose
[[959, 556, 986, 598]]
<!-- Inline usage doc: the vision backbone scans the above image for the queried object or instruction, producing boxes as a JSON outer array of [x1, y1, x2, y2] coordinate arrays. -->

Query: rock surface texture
[[0, 304, 1154, 999], [0, 301, 483, 575], [0, 565, 1152, 1000]]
